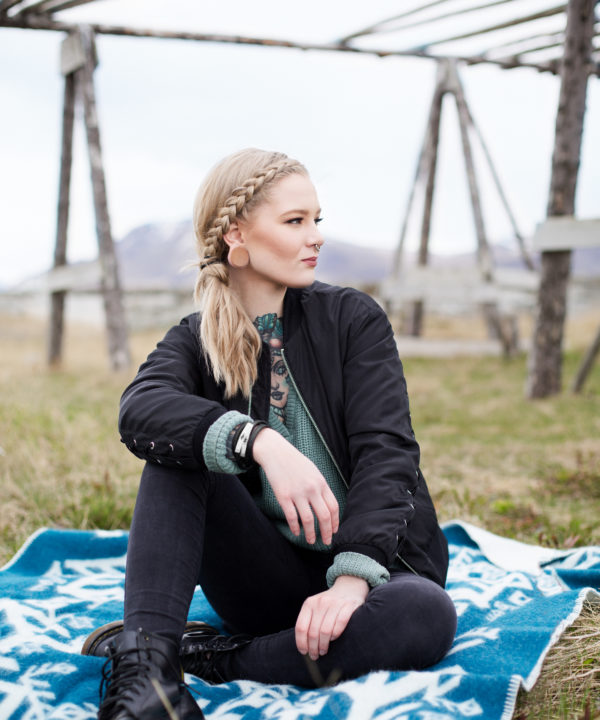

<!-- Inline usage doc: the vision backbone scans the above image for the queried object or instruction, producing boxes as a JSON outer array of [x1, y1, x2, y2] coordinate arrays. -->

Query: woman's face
[[234, 173, 323, 290]]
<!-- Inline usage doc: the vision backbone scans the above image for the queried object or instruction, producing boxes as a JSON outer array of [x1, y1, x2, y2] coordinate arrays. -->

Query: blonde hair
[[193, 148, 307, 398]]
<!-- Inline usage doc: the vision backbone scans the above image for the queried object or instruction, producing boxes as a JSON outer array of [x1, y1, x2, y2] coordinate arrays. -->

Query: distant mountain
[[114, 222, 600, 287], [114, 221, 395, 289], [8, 220, 600, 294]]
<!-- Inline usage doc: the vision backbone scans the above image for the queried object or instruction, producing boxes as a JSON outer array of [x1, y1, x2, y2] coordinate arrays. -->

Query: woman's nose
[[308, 225, 323, 245]]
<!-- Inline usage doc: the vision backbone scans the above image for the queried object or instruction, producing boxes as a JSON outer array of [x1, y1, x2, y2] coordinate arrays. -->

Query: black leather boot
[[97, 628, 204, 720], [82, 620, 211, 659], [180, 625, 253, 683]]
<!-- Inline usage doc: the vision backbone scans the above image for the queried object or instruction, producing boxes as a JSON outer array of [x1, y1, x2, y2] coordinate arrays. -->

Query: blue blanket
[[0, 523, 598, 719]]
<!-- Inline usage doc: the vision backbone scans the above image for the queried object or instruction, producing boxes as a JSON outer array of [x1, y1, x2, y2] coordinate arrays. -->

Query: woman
[[83, 149, 457, 720]]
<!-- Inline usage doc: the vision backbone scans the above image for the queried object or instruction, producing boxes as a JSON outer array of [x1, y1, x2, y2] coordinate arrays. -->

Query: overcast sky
[[1, 0, 599, 287]]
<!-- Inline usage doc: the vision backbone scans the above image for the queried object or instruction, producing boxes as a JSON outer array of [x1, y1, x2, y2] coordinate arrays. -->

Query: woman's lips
[[302, 257, 318, 267]]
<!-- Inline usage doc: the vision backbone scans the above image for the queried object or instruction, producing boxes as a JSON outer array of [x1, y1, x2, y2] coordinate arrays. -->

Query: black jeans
[[124, 463, 457, 687]]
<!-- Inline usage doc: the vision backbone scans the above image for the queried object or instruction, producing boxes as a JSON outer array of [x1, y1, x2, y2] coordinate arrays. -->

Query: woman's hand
[[295, 575, 369, 660], [252, 428, 339, 545]]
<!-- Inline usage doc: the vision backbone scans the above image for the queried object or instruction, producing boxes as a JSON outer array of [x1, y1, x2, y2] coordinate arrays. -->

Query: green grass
[[1, 311, 599, 717]]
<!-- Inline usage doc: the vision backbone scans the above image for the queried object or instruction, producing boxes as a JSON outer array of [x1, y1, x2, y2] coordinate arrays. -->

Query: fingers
[[280, 498, 301, 537], [296, 499, 317, 544], [295, 603, 312, 657], [299, 482, 338, 546], [330, 604, 354, 642], [324, 486, 340, 535], [257, 434, 340, 545], [296, 598, 355, 661], [282, 477, 339, 546]]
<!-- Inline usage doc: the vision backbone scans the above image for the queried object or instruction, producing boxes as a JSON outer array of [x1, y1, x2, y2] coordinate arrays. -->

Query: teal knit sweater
[[202, 315, 389, 588]]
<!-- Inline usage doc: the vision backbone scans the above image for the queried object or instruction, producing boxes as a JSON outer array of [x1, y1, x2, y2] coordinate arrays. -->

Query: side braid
[[199, 161, 300, 267], [192, 149, 307, 398]]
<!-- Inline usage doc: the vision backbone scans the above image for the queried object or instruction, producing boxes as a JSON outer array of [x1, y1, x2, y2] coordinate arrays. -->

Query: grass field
[[1, 308, 599, 717]]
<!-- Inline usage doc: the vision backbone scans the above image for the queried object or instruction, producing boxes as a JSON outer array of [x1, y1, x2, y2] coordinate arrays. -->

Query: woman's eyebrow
[[280, 208, 322, 216]]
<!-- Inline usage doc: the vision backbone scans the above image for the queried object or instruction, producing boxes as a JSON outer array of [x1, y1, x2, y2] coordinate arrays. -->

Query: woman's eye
[[315, 217, 323, 225], [286, 217, 303, 224]]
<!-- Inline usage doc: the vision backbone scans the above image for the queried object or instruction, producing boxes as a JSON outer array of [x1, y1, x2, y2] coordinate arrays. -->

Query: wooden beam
[[48, 66, 75, 366], [531, 217, 600, 250], [392, 129, 428, 277], [10, 0, 52, 14], [492, 43, 566, 67], [405, 60, 447, 337], [527, 0, 596, 399], [45, 0, 100, 13], [448, 61, 493, 280], [407, 4, 567, 51], [339, 0, 451, 43], [0, 0, 25, 16], [77, 25, 131, 371], [571, 323, 600, 392], [349, 0, 519, 38], [16, 0, 97, 15], [485, 29, 566, 55], [464, 88, 535, 270], [0, 14, 567, 75]]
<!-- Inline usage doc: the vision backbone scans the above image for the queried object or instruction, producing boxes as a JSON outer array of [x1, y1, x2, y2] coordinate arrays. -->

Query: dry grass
[[1, 307, 599, 717], [515, 601, 600, 719], [0, 313, 163, 561]]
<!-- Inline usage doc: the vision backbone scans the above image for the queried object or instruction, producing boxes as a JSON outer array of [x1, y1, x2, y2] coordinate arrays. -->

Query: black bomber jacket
[[119, 281, 449, 587]]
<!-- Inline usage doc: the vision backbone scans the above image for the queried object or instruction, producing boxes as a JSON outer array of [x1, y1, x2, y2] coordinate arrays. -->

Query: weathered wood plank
[[0, 0, 26, 16], [405, 60, 447, 336], [0, 14, 568, 75], [571, 323, 600, 392], [527, 0, 596, 399], [77, 26, 131, 371], [467, 99, 534, 270], [531, 217, 600, 250], [407, 4, 568, 51], [449, 61, 494, 280], [60, 28, 87, 75], [342, 0, 518, 42], [382, 267, 538, 306], [48, 68, 75, 366], [35, 0, 98, 14]]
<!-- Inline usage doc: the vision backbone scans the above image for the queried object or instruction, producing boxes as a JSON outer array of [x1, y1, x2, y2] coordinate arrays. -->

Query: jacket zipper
[[396, 553, 419, 575], [281, 349, 349, 490], [282, 349, 420, 577]]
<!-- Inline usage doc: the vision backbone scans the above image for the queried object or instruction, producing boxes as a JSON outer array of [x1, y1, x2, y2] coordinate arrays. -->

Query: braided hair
[[193, 148, 307, 398]]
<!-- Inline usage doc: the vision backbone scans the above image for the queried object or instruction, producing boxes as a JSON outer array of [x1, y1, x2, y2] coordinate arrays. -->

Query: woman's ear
[[223, 222, 244, 249]]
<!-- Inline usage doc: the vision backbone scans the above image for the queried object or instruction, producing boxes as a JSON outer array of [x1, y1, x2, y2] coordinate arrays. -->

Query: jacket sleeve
[[118, 316, 229, 469], [332, 299, 420, 568]]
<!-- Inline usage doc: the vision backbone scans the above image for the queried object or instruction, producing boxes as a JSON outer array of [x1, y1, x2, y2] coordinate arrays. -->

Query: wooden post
[[448, 61, 493, 281], [404, 61, 447, 337], [48, 67, 75, 366], [466, 100, 534, 272], [526, 0, 595, 398], [571, 323, 600, 393], [77, 26, 130, 371], [450, 60, 518, 347]]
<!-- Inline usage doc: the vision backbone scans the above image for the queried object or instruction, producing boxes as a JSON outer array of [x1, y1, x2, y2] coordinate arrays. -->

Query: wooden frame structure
[[1, 0, 598, 394], [48, 27, 130, 371], [387, 56, 534, 347], [1, 0, 598, 75]]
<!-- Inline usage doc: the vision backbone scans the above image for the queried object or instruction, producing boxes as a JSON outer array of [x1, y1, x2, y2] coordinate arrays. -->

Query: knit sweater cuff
[[326, 551, 390, 589], [203, 411, 253, 474]]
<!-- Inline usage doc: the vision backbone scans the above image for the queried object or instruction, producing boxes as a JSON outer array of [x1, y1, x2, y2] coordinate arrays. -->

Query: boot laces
[[98, 644, 182, 719], [184, 633, 251, 682]]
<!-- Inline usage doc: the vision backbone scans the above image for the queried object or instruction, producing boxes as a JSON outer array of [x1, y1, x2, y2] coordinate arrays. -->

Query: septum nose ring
[[314, 243, 321, 254]]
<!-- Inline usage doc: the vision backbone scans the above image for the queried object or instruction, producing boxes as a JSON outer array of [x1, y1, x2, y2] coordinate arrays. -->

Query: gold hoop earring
[[228, 246, 250, 269]]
